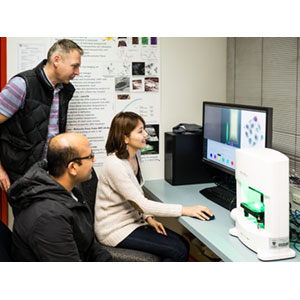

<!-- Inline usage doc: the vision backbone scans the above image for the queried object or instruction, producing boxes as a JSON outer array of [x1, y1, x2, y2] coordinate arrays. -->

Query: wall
[[6, 37, 227, 228], [142, 37, 227, 179]]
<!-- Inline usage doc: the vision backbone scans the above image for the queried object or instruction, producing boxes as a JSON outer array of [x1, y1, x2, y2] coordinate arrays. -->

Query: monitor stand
[[200, 174, 236, 211]]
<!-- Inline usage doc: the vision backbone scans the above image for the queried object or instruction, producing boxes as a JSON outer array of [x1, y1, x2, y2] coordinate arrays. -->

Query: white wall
[[142, 37, 227, 180], [6, 37, 227, 228]]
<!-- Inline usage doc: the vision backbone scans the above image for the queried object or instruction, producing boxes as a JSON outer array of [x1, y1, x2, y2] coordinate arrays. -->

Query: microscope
[[230, 148, 295, 261]]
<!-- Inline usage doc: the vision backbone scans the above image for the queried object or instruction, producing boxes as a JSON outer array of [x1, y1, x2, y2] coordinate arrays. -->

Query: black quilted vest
[[0, 60, 75, 183]]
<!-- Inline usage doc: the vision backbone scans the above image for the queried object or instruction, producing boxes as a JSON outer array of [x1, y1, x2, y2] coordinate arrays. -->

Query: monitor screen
[[202, 102, 273, 176]]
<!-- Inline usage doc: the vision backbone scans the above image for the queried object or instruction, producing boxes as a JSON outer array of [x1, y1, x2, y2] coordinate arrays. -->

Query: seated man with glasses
[[7, 132, 112, 262]]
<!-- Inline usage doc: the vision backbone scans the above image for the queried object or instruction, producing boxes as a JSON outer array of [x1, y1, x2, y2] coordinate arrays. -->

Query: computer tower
[[164, 132, 213, 185]]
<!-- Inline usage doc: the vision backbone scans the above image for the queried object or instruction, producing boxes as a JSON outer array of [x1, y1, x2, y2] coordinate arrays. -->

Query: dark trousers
[[117, 225, 190, 262]]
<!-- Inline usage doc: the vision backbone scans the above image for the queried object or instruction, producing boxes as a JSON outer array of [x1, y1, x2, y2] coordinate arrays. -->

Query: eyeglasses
[[66, 152, 95, 167]]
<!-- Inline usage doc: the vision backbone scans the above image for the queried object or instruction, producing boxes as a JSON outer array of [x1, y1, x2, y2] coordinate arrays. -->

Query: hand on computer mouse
[[202, 211, 215, 221], [182, 205, 214, 221]]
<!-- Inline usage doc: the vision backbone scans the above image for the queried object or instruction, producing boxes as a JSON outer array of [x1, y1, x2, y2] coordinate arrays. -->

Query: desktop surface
[[143, 179, 300, 262]]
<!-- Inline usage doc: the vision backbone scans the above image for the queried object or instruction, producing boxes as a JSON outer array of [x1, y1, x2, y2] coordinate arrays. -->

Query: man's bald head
[[47, 132, 90, 178], [50, 132, 89, 150]]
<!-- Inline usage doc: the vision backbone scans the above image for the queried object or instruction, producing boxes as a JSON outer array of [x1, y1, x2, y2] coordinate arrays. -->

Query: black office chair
[[0, 219, 12, 262], [77, 168, 162, 262]]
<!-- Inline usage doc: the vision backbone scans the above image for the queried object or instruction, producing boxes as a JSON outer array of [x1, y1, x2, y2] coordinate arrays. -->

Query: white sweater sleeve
[[103, 157, 182, 217]]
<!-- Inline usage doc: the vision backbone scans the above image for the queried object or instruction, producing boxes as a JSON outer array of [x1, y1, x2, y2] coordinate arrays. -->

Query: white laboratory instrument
[[229, 148, 295, 261]]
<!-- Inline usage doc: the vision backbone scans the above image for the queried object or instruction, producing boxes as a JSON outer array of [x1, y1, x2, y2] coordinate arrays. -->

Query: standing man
[[0, 39, 83, 191], [7, 132, 112, 262]]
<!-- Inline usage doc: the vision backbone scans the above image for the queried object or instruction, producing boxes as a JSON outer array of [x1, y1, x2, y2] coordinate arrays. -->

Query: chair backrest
[[0, 220, 12, 262]]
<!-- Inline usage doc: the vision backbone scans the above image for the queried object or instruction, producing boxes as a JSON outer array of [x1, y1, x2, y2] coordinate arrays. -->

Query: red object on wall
[[0, 37, 8, 225], [0, 37, 6, 88]]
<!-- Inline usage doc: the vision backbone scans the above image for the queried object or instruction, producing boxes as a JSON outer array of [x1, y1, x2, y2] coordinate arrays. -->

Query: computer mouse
[[203, 211, 215, 221]]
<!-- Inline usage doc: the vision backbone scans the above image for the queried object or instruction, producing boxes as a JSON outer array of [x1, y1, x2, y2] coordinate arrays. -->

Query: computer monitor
[[203, 101, 273, 175], [200, 101, 273, 210]]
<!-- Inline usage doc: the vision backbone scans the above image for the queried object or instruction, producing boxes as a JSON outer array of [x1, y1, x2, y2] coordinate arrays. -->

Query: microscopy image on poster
[[132, 62, 145, 76], [145, 77, 159, 92], [141, 124, 159, 156], [145, 61, 159, 76], [117, 94, 131, 100], [131, 78, 144, 92], [115, 77, 130, 92]]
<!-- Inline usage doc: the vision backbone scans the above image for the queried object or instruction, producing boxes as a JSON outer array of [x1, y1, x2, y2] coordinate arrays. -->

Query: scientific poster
[[52, 37, 160, 173], [17, 43, 46, 73]]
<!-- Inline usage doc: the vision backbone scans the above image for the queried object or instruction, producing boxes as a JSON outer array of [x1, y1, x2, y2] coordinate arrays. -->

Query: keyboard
[[200, 185, 236, 210]]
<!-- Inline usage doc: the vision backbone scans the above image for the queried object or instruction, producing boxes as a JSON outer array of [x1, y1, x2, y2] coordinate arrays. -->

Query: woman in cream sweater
[[94, 112, 214, 261]]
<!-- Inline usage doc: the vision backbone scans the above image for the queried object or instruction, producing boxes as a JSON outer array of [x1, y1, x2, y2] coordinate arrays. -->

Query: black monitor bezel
[[202, 101, 273, 176]]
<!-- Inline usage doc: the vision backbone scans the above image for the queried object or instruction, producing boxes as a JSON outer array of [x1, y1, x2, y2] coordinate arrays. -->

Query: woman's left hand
[[146, 217, 167, 235]]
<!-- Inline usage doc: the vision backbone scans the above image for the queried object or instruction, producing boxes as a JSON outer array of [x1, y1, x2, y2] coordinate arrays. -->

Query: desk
[[143, 179, 300, 262]]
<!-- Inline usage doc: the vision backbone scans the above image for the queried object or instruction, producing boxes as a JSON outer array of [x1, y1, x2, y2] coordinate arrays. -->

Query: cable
[[294, 209, 300, 220], [293, 238, 300, 252], [290, 207, 300, 252], [289, 175, 300, 185]]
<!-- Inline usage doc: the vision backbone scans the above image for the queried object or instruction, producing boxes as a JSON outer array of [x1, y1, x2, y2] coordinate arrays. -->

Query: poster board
[[56, 37, 161, 175], [14, 37, 161, 176]]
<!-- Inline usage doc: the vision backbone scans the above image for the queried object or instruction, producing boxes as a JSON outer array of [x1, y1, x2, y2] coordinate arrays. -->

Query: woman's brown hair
[[106, 112, 145, 159]]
